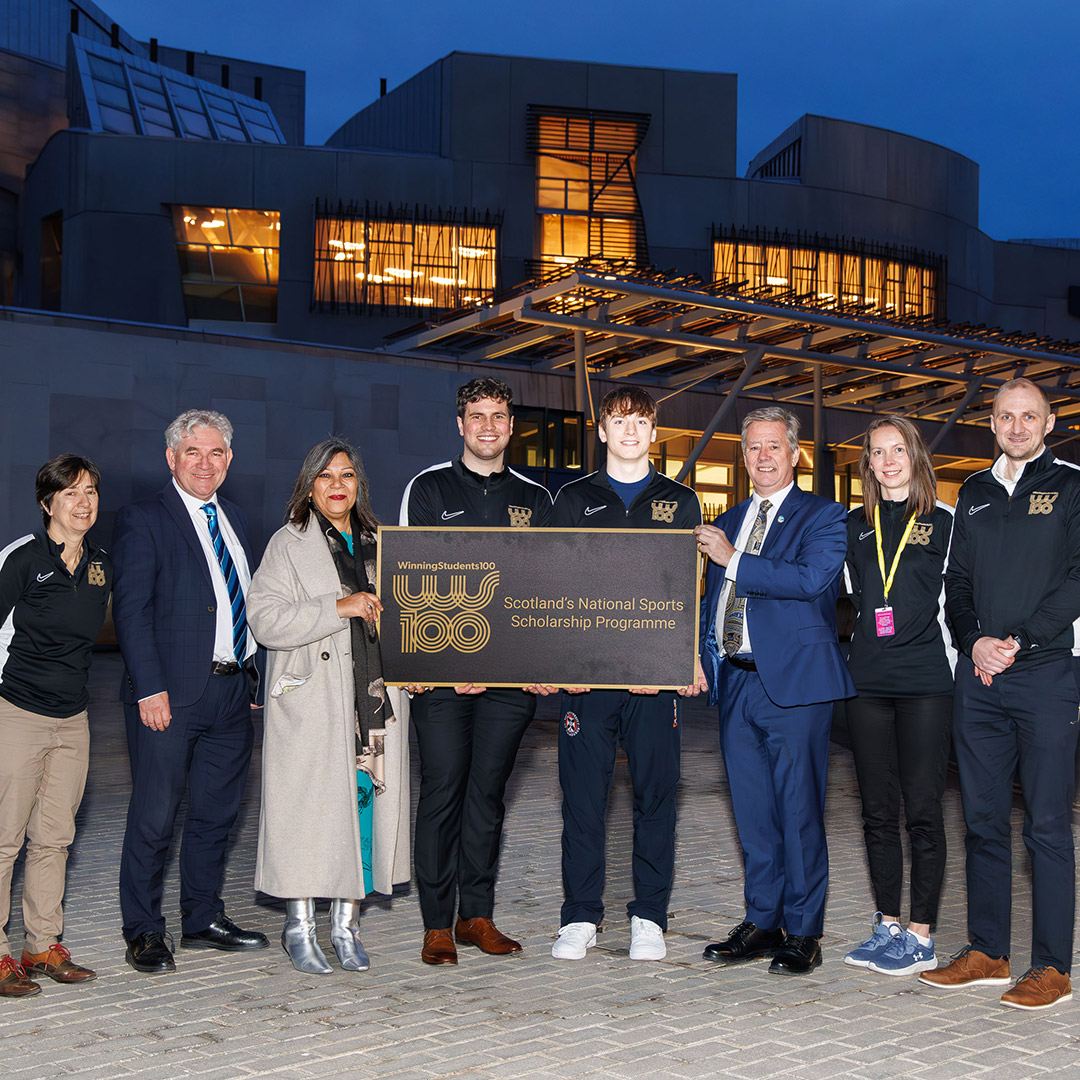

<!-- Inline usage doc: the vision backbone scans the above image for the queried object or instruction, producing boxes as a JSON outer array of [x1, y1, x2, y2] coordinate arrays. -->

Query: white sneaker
[[629, 916, 666, 961], [552, 922, 597, 960]]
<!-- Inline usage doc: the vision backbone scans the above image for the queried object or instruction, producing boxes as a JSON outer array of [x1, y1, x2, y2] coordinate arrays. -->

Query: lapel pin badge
[[777, 515, 785, 523]]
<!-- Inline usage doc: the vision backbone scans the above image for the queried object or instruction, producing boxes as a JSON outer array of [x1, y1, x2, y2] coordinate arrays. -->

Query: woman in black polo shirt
[[842, 417, 955, 978], [0, 455, 111, 996]]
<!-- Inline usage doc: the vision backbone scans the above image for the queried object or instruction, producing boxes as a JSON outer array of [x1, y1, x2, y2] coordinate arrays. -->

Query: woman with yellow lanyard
[[841, 416, 956, 977]]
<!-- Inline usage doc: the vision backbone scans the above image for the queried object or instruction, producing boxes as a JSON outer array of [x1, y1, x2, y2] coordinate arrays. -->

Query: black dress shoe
[[703, 921, 785, 964], [180, 914, 270, 951], [768, 934, 822, 975], [125, 931, 176, 974]]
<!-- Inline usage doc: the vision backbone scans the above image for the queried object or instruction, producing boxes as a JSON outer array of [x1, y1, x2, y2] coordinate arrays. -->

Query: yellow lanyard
[[873, 504, 917, 605]]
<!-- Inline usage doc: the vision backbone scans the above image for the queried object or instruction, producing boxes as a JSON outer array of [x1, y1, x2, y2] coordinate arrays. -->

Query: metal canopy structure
[[383, 262, 1080, 423], [381, 262, 1080, 486]]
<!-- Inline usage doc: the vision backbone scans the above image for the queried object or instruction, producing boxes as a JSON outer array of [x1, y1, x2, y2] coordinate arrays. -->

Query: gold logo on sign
[[907, 523, 933, 547], [392, 571, 499, 654], [507, 505, 533, 528], [651, 499, 678, 523], [1029, 491, 1058, 515], [87, 561, 106, 586]]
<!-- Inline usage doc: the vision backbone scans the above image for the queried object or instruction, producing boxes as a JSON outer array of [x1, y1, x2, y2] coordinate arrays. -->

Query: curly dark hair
[[456, 376, 514, 418]]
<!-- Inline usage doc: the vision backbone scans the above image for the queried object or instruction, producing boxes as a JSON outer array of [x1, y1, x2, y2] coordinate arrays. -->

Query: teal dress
[[344, 533, 375, 895]]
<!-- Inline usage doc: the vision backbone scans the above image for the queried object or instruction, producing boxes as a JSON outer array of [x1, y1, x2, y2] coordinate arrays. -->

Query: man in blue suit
[[112, 409, 268, 973], [695, 406, 853, 975]]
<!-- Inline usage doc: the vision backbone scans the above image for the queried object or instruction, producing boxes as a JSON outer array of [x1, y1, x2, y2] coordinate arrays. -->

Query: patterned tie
[[722, 498, 772, 656], [201, 503, 248, 662]]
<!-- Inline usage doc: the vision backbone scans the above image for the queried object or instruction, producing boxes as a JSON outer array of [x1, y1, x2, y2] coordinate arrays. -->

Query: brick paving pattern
[[1, 653, 1077, 1078]]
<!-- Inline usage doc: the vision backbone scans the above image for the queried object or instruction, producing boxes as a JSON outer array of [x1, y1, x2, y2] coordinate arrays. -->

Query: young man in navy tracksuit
[[548, 387, 703, 962]]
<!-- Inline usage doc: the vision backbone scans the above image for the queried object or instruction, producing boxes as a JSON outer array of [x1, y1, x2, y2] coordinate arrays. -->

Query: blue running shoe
[[843, 913, 897, 968], [868, 928, 937, 976]]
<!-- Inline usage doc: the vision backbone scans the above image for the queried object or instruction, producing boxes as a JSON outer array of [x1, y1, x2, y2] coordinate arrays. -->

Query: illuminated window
[[528, 106, 650, 274], [172, 206, 279, 322], [313, 204, 499, 313], [712, 227, 944, 320], [508, 407, 584, 473]]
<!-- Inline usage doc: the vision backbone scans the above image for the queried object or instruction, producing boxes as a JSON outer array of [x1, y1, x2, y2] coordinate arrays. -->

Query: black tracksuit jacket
[[946, 449, 1080, 666], [551, 466, 701, 530], [399, 458, 552, 528]]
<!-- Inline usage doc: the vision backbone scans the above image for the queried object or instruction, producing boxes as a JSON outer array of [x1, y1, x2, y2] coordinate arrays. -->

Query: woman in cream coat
[[248, 438, 409, 974]]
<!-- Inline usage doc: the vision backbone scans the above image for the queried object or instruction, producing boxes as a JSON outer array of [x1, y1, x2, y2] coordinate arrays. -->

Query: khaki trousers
[[0, 697, 89, 955]]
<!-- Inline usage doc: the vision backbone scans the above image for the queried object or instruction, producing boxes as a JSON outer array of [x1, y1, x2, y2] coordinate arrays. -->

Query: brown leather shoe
[[1001, 966, 1073, 1010], [421, 928, 457, 965], [21, 944, 96, 984], [0, 956, 41, 997], [454, 916, 522, 955], [22, 944, 96, 984], [919, 944, 1010, 989]]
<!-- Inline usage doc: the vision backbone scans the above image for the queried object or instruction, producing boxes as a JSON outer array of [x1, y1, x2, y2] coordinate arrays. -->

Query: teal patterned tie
[[722, 499, 771, 656]]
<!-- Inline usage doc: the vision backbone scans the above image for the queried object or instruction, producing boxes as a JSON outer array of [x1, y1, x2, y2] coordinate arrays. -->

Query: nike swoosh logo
[[968, 503, 991, 516], [441, 510, 465, 520], [37, 572, 54, 582], [584, 505, 607, 516], [858, 529, 875, 541]]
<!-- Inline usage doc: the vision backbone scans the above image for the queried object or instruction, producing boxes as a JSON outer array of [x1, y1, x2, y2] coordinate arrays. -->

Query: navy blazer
[[699, 485, 855, 709], [112, 483, 257, 710]]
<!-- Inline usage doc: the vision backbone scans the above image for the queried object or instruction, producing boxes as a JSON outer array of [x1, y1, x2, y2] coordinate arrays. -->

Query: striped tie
[[201, 502, 248, 662]]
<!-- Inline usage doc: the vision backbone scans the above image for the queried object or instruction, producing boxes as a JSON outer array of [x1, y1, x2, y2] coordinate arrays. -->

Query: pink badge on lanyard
[[875, 607, 895, 637]]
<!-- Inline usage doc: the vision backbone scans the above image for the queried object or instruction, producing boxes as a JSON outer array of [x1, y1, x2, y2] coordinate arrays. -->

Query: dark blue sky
[[104, 0, 1079, 241]]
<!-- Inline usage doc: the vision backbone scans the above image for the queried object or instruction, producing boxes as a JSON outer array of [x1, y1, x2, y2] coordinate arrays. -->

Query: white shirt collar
[[172, 478, 219, 513], [751, 480, 795, 512], [990, 453, 1033, 495]]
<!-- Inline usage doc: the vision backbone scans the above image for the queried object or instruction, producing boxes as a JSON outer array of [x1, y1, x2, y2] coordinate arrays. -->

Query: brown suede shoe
[[421, 928, 457, 965], [454, 917, 522, 955], [1000, 966, 1073, 1010], [919, 944, 1010, 989], [0, 956, 41, 997], [21, 944, 96, 984]]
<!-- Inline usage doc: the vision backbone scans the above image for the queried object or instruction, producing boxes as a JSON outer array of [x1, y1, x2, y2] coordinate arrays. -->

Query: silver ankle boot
[[282, 899, 332, 974], [330, 899, 370, 972]]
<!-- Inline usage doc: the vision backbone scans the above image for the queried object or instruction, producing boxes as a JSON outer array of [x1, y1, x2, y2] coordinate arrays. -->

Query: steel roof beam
[[509, 308, 1080, 400], [572, 274, 1080, 369]]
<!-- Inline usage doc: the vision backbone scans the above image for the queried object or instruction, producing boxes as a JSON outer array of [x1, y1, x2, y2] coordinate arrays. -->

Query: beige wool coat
[[248, 520, 410, 900]]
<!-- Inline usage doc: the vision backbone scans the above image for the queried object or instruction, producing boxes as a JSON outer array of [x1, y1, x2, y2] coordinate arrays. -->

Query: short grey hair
[[741, 407, 800, 454], [165, 409, 234, 451]]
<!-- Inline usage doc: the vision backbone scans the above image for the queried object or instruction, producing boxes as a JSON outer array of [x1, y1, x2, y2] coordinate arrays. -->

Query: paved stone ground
[[2, 653, 1079, 1079]]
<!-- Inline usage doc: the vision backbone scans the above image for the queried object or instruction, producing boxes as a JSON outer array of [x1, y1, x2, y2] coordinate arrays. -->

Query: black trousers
[[119, 670, 254, 940], [558, 690, 681, 931], [953, 655, 1079, 972], [411, 688, 534, 929], [846, 692, 953, 926]]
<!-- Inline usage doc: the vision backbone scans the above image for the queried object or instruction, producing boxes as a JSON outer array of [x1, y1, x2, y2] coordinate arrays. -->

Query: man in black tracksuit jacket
[[549, 386, 702, 963], [924, 378, 1080, 1010], [399, 376, 552, 965]]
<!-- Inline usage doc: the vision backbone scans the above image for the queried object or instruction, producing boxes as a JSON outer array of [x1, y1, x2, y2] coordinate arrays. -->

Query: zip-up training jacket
[[845, 497, 955, 697], [399, 457, 552, 528], [946, 448, 1080, 665], [551, 465, 701, 530]]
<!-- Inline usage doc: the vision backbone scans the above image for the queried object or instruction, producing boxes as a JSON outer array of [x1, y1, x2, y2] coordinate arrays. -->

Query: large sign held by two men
[[376, 527, 700, 689]]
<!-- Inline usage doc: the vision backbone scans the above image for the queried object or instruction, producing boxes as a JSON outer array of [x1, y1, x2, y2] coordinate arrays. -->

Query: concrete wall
[[17, 83, 1080, 350], [0, 309, 996, 553], [329, 51, 739, 179]]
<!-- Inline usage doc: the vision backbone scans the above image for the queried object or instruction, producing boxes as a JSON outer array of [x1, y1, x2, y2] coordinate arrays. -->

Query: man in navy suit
[[695, 406, 853, 975], [112, 409, 268, 973]]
